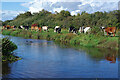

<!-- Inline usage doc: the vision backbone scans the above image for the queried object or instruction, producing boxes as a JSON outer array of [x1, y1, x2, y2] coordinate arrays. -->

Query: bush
[[2, 37, 17, 56]]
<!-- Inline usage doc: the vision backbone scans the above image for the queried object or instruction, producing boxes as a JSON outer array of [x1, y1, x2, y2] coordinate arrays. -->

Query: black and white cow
[[14, 26, 17, 29], [18, 25, 24, 29], [79, 26, 85, 33], [69, 26, 78, 34], [54, 26, 61, 33], [100, 26, 105, 31], [56, 27, 61, 33]]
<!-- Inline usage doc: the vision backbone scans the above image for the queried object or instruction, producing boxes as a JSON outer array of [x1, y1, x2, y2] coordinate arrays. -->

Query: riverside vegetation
[[1, 9, 120, 50], [1, 37, 21, 62], [2, 28, 119, 50]]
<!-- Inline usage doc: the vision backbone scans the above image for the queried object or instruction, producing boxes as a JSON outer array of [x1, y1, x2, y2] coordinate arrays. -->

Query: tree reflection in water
[[2, 62, 11, 76], [55, 42, 118, 63]]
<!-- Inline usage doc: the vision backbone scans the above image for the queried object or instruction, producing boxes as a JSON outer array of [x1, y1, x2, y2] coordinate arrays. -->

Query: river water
[[1, 35, 118, 78]]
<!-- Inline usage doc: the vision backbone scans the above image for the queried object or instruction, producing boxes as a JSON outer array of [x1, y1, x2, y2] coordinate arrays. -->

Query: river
[[1, 34, 118, 78]]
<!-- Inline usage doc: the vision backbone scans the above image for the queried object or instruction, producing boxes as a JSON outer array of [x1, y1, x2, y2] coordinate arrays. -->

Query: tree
[[77, 13, 80, 16], [60, 10, 71, 17], [0, 20, 3, 26]]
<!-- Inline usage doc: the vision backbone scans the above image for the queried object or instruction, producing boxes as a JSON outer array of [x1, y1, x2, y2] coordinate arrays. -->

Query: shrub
[[2, 37, 17, 56]]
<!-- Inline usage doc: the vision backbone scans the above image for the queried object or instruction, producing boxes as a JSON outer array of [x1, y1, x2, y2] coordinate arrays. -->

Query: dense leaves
[[2, 9, 120, 29], [2, 38, 17, 56], [0, 20, 2, 26]]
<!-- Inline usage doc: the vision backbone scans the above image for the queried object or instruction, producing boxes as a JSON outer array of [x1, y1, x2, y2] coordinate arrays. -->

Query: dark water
[[1, 35, 118, 78]]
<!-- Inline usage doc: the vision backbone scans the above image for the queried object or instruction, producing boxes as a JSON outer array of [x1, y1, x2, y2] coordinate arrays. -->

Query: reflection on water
[[55, 42, 118, 63], [105, 54, 116, 63], [2, 62, 11, 76], [1, 35, 118, 78]]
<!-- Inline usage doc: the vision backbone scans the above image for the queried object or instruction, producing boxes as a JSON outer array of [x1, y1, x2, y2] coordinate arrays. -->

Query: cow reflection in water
[[105, 54, 116, 63]]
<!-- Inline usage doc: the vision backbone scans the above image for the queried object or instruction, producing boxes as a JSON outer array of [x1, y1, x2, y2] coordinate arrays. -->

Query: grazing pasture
[[2, 28, 119, 50]]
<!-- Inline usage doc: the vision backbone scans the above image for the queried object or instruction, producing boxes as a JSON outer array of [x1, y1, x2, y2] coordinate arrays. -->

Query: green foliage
[[0, 20, 2, 26], [3, 20, 13, 26], [2, 29, 118, 50], [60, 10, 71, 17], [2, 30, 12, 35], [90, 26, 104, 36], [15, 11, 32, 19], [4, 10, 120, 29], [2, 37, 17, 56]]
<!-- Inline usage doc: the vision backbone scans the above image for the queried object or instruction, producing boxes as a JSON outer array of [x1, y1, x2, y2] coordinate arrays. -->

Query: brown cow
[[31, 24, 38, 31], [31, 26, 34, 30], [10, 26, 14, 29], [38, 27, 42, 32], [34, 26, 39, 31], [105, 27, 116, 36], [6, 25, 11, 29]]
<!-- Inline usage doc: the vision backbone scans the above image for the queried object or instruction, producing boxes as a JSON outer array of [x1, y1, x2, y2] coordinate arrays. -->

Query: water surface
[[1, 35, 118, 78]]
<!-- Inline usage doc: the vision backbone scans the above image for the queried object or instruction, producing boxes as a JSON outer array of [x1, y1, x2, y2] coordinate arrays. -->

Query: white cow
[[54, 26, 60, 32], [42, 26, 48, 31], [20, 25, 24, 29], [79, 26, 91, 33], [83, 27, 91, 33]]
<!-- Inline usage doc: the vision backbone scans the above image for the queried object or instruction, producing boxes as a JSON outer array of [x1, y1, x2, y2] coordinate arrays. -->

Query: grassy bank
[[2, 29, 119, 50], [1, 37, 21, 62]]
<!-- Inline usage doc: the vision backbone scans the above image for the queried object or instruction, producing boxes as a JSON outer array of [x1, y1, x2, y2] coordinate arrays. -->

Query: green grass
[[2, 29, 119, 50]]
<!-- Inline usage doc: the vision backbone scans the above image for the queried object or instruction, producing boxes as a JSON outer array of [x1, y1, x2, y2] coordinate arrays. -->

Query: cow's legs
[[113, 33, 115, 37], [107, 32, 109, 36]]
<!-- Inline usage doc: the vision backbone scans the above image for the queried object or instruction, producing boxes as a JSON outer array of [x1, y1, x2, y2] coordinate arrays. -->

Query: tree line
[[2, 9, 120, 29]]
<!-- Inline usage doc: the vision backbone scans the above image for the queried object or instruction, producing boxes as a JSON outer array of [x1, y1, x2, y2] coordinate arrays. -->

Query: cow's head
[[100, 26, 105, 29]]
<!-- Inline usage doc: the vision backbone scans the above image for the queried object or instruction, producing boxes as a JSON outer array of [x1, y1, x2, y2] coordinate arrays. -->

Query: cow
[[18, 25, 24, 29], [83, 27, 91, 33], [69, 26, 74, 33], [31, 24, 38, 31], [79, 26, 85, 33], [54, 26, 60, 32], [42, 26, 48, 32], [6, 25, 11, 29], [79, 26, 91, 34], [38, 27, 42, 32], [10, 26, 17, 29], [101, 27, 116, 36], [54, 26, 61, 33], [11, 26, 14, 29], [31, 26, 34, 30], [3, 26, 6, 29], [100, 26, 105, 30], [72, 28, 78, 34], [69, 26, 78, 34], [14, 26, 17, 29], [56, 28, 61, 33], [24, 25, 29, 30], [34, 26, 39, 31]]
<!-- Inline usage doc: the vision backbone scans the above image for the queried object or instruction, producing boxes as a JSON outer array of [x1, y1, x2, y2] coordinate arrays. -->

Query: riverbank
[[2, 54, 21, 62], [2, 29, 119, 50], [1, 37, 21, 62]]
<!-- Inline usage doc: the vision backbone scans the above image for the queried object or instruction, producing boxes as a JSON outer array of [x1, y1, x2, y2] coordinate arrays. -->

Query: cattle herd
[[2, 24, 117, 36]]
